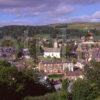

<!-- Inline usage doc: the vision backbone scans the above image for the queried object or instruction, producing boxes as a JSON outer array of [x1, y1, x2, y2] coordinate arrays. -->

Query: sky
[[0, 0, 100, 26]]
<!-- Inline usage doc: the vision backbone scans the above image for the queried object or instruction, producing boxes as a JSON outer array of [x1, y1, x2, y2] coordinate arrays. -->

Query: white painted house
[[23, 48, 30, 59], [63, 63, 74, 71]]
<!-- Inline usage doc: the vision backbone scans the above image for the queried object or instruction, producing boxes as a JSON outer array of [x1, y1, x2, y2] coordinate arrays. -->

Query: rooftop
[[43, 47, 61, 52]]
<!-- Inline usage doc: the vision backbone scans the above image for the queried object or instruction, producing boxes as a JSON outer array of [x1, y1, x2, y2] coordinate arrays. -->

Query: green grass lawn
[[48, 74, 64, 80], [95, 97, 100, 100], [24, 91, 68, 100]]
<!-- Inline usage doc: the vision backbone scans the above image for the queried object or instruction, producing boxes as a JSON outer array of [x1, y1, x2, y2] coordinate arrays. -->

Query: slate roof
[[43, 47, 61, 52], [92, 48, 100, 60], [66, 70, 83, 76]]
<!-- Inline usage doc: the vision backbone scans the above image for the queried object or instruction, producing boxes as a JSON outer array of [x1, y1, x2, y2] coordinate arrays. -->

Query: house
[[92, 48, 100, 62], [80, 32, 94, 45], [74, 62, 84, 69], [22, 48, 30, 59], [63, 62, 84, 72], [65, 70, 84, 80], [38, 61, 64, 74], [0, 47, 16, 60], [63, 63, 74, 71]]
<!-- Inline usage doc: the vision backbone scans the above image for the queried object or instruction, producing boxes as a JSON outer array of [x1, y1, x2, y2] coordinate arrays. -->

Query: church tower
[[54, 40, 58, 48]]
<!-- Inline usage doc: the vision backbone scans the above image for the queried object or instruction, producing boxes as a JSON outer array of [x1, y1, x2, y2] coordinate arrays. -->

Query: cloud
[[0, 4, 46, 16], [47, 5, 74, 17], [0, 0, 100, 9], [92, 11, 100, 19], [43, 10, 100, 24], [0, 0, 100, 7], [0, 17, 35, 26], [0, 0, 100, 26], [0, 1, 74, 18], [78, 11, 100, 21], [0, 10, 100, 26], [0, 0, 99, 17], [67, 11, 100, 22]]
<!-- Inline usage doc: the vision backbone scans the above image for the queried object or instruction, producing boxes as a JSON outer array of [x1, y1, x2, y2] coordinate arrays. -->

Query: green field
[[95, 97, 100, 100], [48, 74, 64, 80]]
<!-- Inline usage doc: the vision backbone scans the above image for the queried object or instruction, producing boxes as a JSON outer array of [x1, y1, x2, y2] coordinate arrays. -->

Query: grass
[[48, 74, 64, 80], [94, 97, 100, 100], [67, 22, 100, 29], [24, 91, 68, 100]]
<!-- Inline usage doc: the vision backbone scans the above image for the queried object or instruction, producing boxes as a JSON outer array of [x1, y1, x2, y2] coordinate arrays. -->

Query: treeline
[[0, 25, 100, 39], [0, 25, 56, 38]]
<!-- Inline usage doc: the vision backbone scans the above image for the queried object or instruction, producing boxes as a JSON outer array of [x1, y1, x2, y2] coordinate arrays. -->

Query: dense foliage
[[85, 61, 100, 97], [0, 24, 99, 39], [72, 61, 100, 100], [72, 79, 94, 100], [0, 60, 54, 100], [24, 79, 69, 100]]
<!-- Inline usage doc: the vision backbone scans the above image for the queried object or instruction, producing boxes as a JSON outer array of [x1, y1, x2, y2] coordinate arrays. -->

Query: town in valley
[[0, 0, 100, 99], [0, 23, 100, 99]]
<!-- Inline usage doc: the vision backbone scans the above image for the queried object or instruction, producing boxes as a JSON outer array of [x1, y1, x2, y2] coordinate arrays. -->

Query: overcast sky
[[0, 0, 100, 26]]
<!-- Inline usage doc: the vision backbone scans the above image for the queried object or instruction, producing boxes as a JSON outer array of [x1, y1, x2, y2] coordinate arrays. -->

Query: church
[[43, 40, 61, 58]]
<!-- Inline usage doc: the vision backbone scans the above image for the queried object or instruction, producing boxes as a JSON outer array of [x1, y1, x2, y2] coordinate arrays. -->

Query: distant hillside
[[67, 22, 100, 30], [1, 22, 100, 30], [50, 22, 100, 30]]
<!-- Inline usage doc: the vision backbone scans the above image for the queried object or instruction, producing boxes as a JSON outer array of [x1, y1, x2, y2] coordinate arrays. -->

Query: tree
[[62, 79, 68, 91], [1, 39, 14, 47], [0, 60, 54, 100], [65, 44, 74, 58], [0, 60, 11, 67], [0, 60, 19, 100], [16, 50, 23, 59], [84, 61, 100, 98], [29, 40, 37, 58], [72, 79, 93, 100], [72, 68, 100, 100]]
